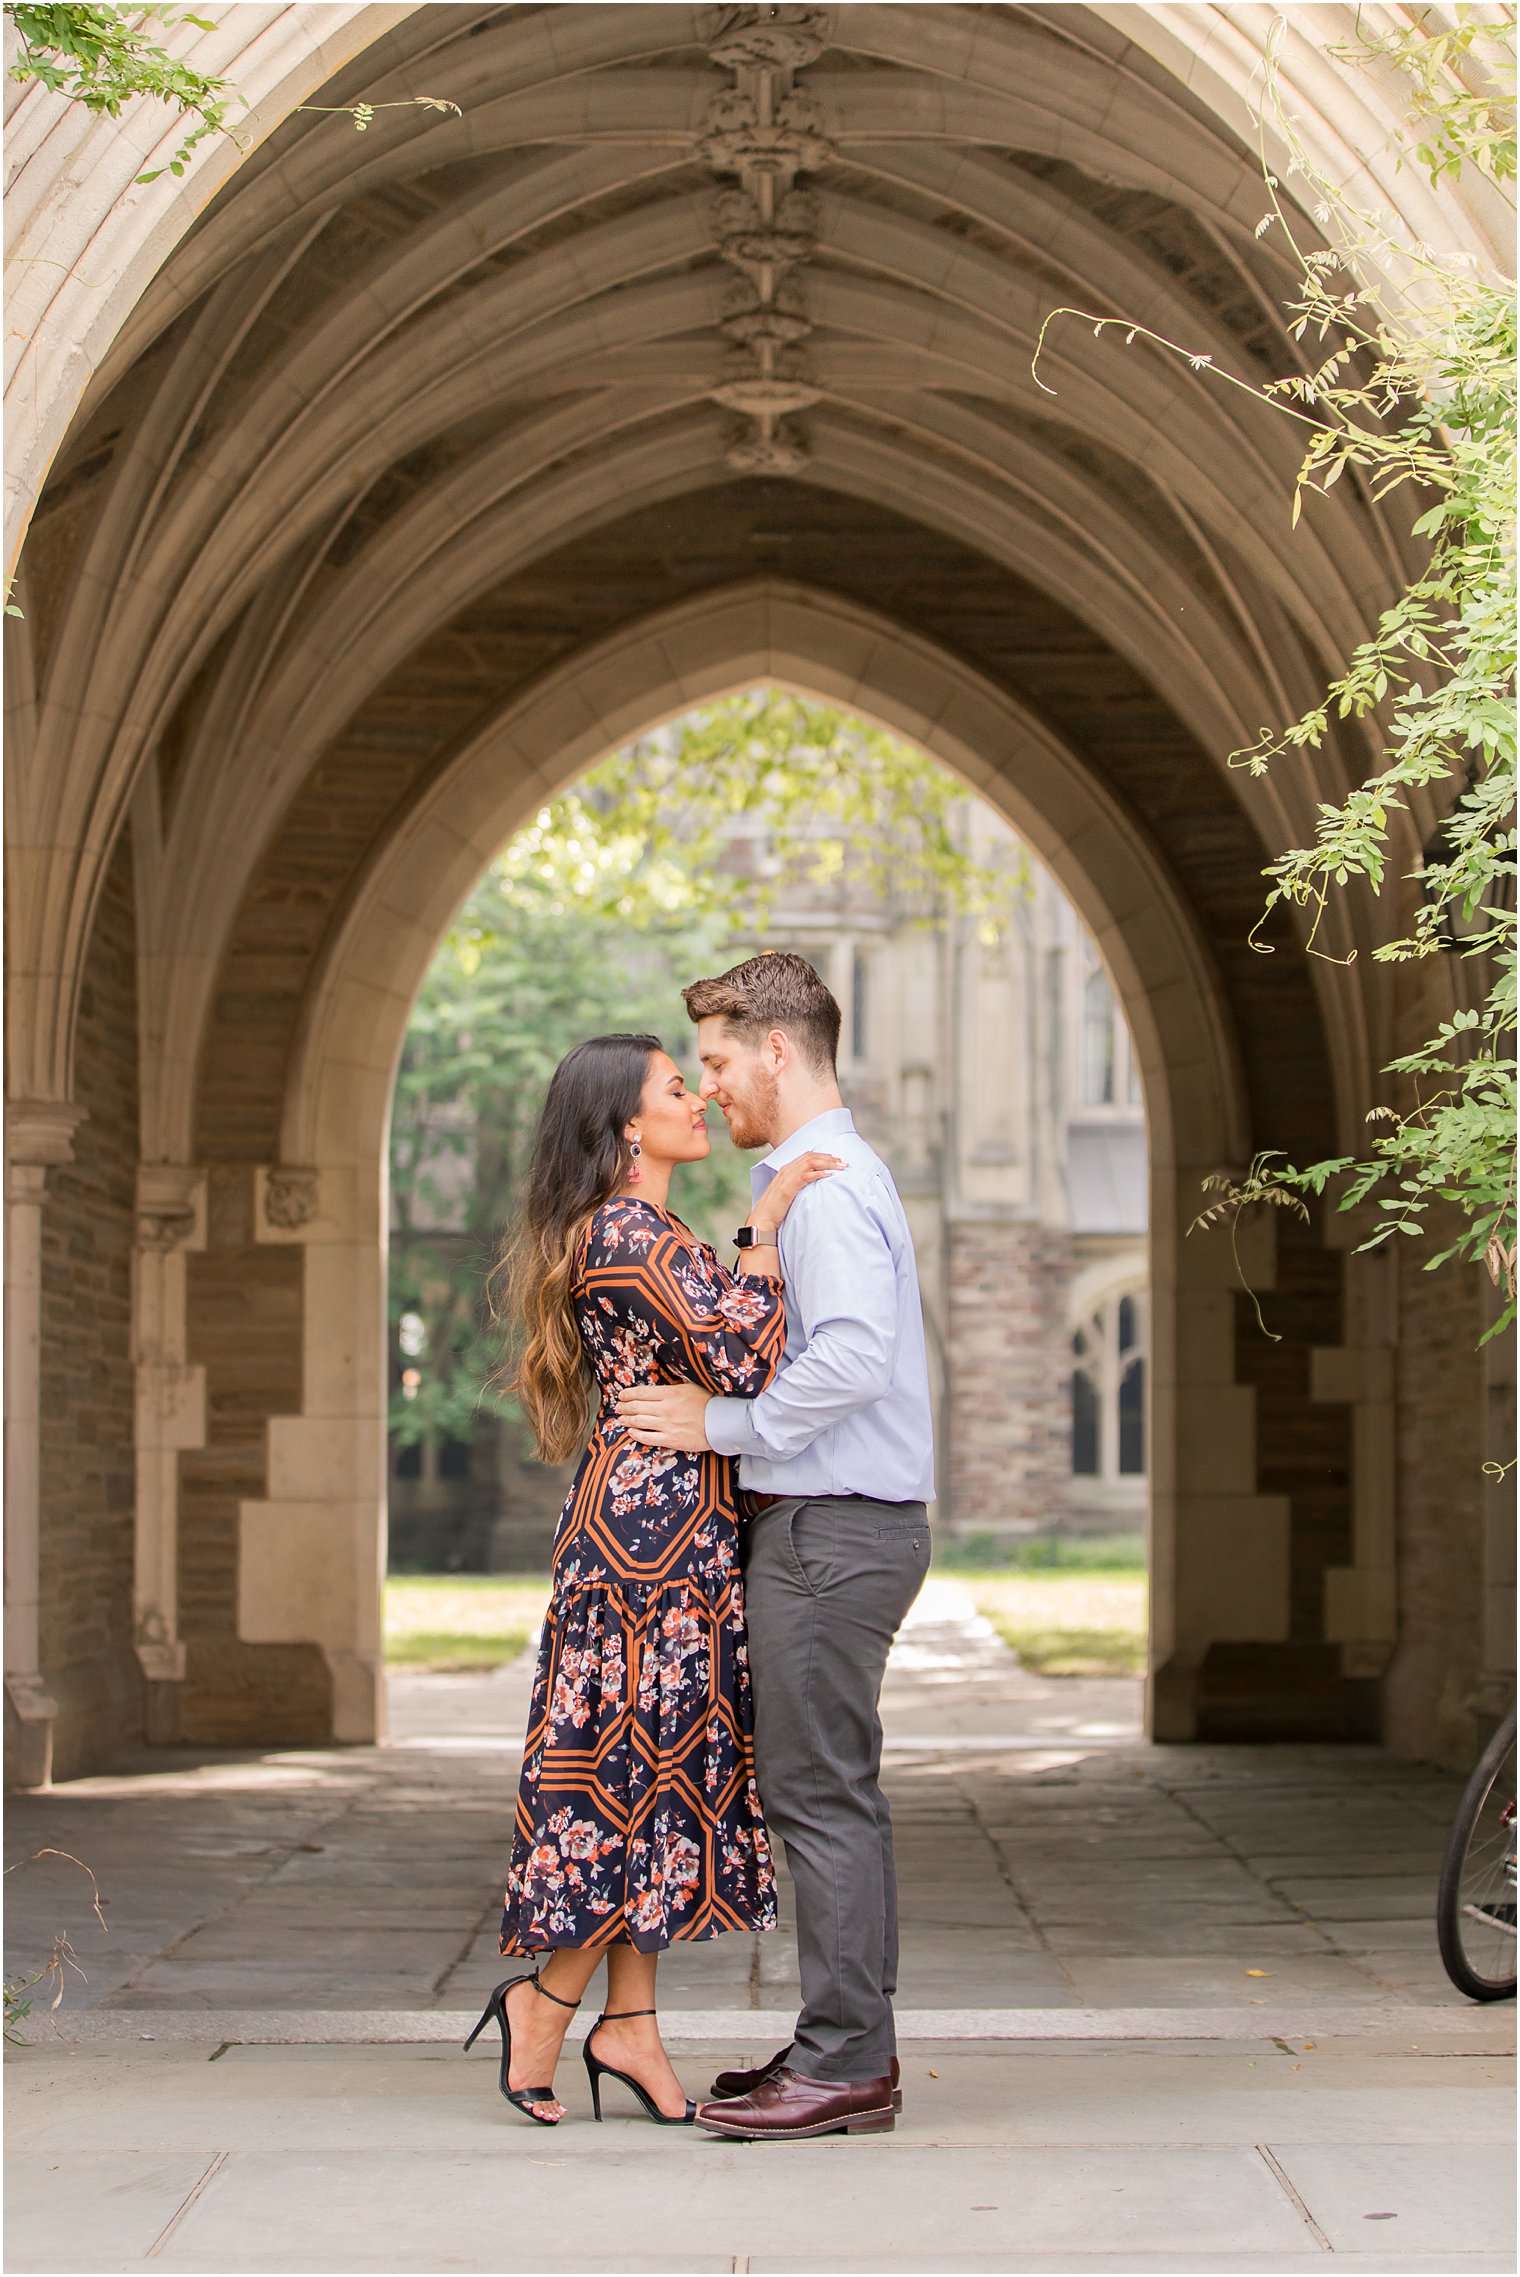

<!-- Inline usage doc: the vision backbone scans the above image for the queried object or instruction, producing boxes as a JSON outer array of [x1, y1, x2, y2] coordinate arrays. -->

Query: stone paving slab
[[12, 2005, 1515, 2046], [1266, 2143, 1515, 2254], [4, 2036, 1514, 2275], [0, 2146, 1316, 2268], [747, 2263, 1510, 2274], [9, 2038, 1512, 2154], [11, 1721, 1487, 2015]]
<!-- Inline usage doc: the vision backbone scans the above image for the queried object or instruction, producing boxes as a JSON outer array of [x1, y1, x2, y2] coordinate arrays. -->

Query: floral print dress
[[499, 1196, 784, 1955]]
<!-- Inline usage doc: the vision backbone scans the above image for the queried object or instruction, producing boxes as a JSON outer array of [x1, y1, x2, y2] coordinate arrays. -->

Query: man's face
[[696, 1017, 781, 1150]]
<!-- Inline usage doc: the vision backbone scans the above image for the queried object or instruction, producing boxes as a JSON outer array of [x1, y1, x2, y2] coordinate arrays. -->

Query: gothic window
[[1070, 1287, 1148, 1481], [439, 1438, 472, 1481], [851, 947, 870, 1063], [1078, 946, 1142, 1110], [1071, 1328, 1101, 1474], [1117, 1294, 1145, 1475], [1082, 967, 1116, 1104]]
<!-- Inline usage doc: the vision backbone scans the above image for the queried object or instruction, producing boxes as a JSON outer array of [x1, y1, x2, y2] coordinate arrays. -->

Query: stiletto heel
[[463, 1970, 580, 2126], [582, 2007, 695, 2126]]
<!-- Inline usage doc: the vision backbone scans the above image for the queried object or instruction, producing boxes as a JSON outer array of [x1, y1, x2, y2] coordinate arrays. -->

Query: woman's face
[[628, 1051, 711, 1167]]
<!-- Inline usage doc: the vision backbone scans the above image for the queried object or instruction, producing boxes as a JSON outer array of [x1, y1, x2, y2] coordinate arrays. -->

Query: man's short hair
[[682, 951, 841, 1074]]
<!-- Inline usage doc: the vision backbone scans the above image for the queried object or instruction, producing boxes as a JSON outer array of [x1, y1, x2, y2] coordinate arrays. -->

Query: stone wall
[[176, 1168, 331, 1743], [947, 1221, 1074, 1536], [37, 836, 144, 1778], [1384, 1235, 1492, 1768], [1198, 1215, 1365, 1744]]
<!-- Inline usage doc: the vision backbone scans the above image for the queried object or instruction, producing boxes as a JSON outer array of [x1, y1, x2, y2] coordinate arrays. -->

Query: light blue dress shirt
[[705, 1107, 937, 1504]]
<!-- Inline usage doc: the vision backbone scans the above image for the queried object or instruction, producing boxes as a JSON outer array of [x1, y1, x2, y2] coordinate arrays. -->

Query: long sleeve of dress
[[578, 1208, 785, 1399]]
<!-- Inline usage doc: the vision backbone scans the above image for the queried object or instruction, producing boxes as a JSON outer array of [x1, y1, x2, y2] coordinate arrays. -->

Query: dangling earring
[[627, 1138, 643, 1186]]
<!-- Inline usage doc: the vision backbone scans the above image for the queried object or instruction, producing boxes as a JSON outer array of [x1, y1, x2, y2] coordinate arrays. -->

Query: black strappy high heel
[[463, 1970, 580, 2126], [583, 2007, 696, 2126]]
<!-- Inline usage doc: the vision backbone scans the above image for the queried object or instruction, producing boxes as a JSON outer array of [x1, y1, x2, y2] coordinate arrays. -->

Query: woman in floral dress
[[480, 1032, 837, 2124]]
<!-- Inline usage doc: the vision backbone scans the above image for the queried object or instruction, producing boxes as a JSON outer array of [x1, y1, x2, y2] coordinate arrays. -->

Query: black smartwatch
[[734, 1226, 779, 1249]]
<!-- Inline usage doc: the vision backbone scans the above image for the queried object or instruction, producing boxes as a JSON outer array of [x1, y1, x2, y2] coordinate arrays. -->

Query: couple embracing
[[470, 953, 935, 2140]]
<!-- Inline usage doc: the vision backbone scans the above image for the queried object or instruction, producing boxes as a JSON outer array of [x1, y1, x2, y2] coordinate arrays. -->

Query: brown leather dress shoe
[[695, 2065, 896, 2140], [710, 2049, 903, 2111]]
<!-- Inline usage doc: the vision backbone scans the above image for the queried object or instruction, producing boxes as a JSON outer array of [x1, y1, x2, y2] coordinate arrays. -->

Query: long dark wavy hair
[[493, 1033, 659, 1462]]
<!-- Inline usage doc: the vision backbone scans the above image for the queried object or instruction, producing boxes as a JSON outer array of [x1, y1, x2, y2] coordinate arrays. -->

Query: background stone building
[[388, 794, 1149, 1570]]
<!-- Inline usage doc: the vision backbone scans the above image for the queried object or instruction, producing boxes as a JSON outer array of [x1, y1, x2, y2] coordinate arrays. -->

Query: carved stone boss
[[264, 1164, 320, 1231], [699, 7, 834, 474]]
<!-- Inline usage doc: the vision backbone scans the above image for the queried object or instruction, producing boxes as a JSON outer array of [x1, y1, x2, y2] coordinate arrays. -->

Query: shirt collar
[[753, 1105, 856, 1191]]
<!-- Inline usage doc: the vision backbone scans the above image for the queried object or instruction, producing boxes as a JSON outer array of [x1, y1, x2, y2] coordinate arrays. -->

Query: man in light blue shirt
[[702, 1100, 936, 1502], [616, 952, 934, 2142]]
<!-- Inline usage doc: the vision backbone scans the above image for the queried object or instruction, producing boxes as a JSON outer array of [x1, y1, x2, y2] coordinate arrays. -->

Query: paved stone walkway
[[6, 1583, 1514, 2271]]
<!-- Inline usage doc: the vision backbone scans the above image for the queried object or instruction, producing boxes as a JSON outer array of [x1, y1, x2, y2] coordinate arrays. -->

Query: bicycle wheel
[[1436, 1706, 1517, 2002]]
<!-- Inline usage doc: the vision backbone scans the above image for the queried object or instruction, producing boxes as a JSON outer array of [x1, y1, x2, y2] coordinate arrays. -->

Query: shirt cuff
[[705, 1394, 762, 1459]]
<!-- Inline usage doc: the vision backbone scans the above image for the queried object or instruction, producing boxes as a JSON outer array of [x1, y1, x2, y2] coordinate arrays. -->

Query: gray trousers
[[742, 1494, 931, 2083]]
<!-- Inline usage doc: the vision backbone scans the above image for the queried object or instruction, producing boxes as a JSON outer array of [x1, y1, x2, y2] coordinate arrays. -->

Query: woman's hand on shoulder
[[752, 1151, 844, 1233]]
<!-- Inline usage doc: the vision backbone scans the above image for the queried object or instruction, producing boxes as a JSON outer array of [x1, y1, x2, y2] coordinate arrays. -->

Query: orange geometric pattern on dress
[[498, 1197, 785, 1955]]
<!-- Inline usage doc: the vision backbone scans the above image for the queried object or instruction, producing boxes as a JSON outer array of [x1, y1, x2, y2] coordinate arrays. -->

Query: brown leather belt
[[738, 1489, 913, 1520]]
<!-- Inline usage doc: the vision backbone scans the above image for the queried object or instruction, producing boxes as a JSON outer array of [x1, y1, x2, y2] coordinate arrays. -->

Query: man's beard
[[724, 1066, 780, 1151]]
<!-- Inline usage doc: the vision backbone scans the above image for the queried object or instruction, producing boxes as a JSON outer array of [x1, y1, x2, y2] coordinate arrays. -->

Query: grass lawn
[[953, 1570, 1148, 1678], [384, 1565, 1148, 1679], [384, 1575, 549, 1670]]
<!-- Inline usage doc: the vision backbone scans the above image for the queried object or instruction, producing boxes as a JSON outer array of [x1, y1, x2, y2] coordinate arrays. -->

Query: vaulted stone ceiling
[[18, 3, 1505, 1770], [16, 2, 1414, 1117]]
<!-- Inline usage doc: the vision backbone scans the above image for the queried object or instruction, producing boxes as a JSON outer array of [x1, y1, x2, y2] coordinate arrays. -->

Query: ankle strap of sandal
[[530, 1975, 581, 2011], [596, 2008, 655, 2020]]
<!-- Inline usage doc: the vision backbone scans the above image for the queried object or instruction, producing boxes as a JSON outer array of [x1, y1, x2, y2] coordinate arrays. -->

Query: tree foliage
[[390, 859, 752, 1452], [496, 690, 1020, 937], [4, 3, 236, 178], [389, 693, 1005, 1447], [1038, 11, 1516, 1337], [1227, 15, 1517, 1329], [4, 3, 460, 182]]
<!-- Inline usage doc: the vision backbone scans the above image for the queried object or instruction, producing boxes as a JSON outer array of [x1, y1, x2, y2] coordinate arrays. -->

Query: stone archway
[[7, 3, 1508, 1786], [261, 579, 1253, 1747]]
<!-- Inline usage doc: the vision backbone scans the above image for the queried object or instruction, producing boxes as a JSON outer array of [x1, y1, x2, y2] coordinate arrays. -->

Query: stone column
[[133, 1165, 207, 1735], [4, 1100, 84, 1787], [238, 1163, 387, 1743], [1149, 1167, 1291, 1742]]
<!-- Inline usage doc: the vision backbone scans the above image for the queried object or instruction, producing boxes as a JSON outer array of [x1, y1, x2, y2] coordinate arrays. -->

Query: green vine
[[5, 4, 461, 182], [1036, 10, 1516, 1339], [5, 4, 238, 179]]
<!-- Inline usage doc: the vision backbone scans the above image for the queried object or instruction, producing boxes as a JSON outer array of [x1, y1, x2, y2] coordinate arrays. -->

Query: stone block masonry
[[947, 1221, 1074, 1534], [1387, 1232, 1492, 1767], [36, 838, 144, 1779], [176, 1169, 331, 1745]]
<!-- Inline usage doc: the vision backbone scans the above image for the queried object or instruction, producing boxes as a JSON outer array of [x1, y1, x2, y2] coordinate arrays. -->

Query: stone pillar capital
[[136, 1163, 205, 1251], [6, 1099, 85, 1175]]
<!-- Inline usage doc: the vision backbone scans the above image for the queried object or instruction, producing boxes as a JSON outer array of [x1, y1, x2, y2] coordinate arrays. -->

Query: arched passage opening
[[376, 677, 1155, 1699], [9, 4, 1504, 1791], [192, 579, 1316, 1757]]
